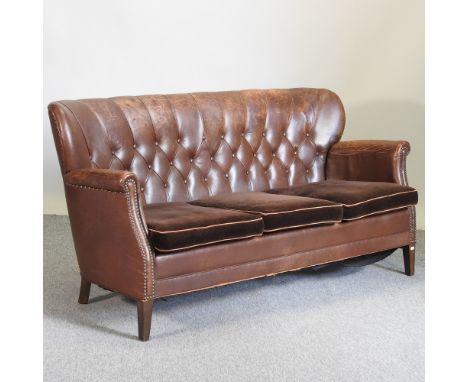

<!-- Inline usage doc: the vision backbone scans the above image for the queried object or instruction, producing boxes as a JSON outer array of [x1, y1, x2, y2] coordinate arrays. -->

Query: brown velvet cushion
[[267, 180, 418, 220], [190, 192, 343, 232], [144, 203, 264, 253]]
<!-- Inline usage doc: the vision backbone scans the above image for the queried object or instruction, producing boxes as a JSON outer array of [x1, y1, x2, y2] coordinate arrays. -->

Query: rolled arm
[[64, 168, 138, 192], [63, 169, 155, 301], [325, 140, 411, 185]]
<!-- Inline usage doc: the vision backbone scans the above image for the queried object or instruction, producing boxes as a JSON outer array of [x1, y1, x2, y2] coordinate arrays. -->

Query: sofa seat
[[144, 203, 264, 253], [190, 192, 343, 232], [267, 180, 418, 220]]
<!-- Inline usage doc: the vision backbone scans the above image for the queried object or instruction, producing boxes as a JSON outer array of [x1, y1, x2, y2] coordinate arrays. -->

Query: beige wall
[[44, 0, 424, 228]]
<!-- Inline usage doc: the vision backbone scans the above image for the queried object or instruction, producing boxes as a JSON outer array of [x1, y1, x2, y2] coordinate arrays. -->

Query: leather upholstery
[[63, 169, 155, 301], [267, 180, 418, 220], [154, 209, 410, 296], [326, 140, 411, 185], [48, 88, 416, 306], [143, 202, 264, 253], [49, 88, 345, 205], [190, 192, 343, 232]]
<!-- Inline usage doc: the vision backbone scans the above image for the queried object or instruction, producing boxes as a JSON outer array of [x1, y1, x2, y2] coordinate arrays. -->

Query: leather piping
[[147, 217, 263, 234], [263, 219, 342, 232], [342, 205, 413, 221], [153, 232, 263, 253], [341, 190, 417, 207]]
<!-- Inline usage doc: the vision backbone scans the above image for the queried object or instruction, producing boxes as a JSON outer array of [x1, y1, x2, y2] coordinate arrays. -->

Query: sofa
[[48, 88, 418, 341]]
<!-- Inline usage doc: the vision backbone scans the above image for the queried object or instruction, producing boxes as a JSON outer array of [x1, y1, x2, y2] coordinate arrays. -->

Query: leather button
[[183, 179, 187, 184], [306, 132, 310, 137], [111, 151, 115, 155], [253, 153, 257, 157], [262, 132, 266, 137], [241, 133, 245, 137], [148, 165, 152, 169], [155, 141, 159, 146], [246, 171, 249, 175], [140, 187, 144, 192], [204, 177, 208, 182], [163, 183, 168, 188], [177, 139, 181, 143], [221, 134, 224, 139], [285, 169, 289, 173], [272, 153, 276, 157], [210, 156, 214, 161], [293, 151, 297, 155], [189, 158, 194, 163], [133, 144, 136, 149], [225, 173, 229, 178], [232, 153, 235, 158], [169, 161, 174, 166], [282, 132, 286, 137], [306, 169, 310, 174], [202, 136, 206, 141]]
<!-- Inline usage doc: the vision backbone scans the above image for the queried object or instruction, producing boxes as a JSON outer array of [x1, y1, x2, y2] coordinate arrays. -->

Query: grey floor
[[44, 215, 424, 382]]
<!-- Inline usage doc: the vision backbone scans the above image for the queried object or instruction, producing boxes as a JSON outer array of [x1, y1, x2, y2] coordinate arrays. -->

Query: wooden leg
[[78, 277, 91, 304], [137, 300, 154, 341], [403, 245, 415, 276]]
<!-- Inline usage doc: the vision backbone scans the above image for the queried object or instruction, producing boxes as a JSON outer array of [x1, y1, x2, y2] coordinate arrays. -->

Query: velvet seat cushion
[[144, 203, 264, 253], [267, 180, 418, 220], [190, 192, 343, 232]]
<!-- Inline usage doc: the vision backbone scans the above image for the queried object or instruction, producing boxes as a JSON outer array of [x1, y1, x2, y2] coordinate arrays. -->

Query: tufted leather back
[[49, 88, 345, 204]]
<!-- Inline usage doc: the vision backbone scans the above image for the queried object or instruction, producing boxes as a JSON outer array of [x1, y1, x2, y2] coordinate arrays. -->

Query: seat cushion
[[190, 192, 343, 232], [267, 180, 418, 220], [144, 203, 264, 253]]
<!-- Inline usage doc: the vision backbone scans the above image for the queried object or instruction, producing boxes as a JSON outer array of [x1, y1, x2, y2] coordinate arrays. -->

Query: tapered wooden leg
[[78, 277, 91, 304], [403, 245, 415, 276], [137, 300, 154, 341]]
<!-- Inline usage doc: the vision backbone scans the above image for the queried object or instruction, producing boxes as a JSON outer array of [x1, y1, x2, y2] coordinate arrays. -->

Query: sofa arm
[[325, 140, 411, 185], [64, 168, 137, 192], [64, 169, 155, 301]]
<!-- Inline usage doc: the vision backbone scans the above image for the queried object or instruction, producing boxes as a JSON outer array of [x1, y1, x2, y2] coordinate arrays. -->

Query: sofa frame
[[48, 88, 416, 341]]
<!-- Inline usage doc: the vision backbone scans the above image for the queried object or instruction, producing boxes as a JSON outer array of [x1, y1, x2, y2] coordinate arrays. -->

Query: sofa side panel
[[64, 181, 155, 301]]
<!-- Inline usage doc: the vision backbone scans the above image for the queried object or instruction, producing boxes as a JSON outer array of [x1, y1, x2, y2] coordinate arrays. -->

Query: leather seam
[[156, 231, 409, 282]]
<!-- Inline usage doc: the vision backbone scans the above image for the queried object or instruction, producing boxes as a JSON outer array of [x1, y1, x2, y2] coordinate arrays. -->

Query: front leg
[[137, 300, 154, 341]]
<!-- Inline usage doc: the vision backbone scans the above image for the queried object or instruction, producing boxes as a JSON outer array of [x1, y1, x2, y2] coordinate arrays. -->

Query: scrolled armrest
[[63, 168, 155, 301], [326, 140, 411, 185], [64, 169, 138, 192]]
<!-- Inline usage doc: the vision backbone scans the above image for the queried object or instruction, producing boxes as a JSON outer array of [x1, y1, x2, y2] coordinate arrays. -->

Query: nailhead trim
[[396, 144, 415, 246], [123, 179, 156, 300], [65, 180, 156, 300], [65, 183, 125, 194]]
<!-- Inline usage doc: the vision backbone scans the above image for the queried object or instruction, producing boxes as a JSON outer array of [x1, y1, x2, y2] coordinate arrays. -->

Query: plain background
[[43, 0, 425, 228]]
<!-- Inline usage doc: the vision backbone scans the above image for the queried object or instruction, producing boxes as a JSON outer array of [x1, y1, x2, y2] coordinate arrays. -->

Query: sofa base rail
[[78, 241, 415, 342]]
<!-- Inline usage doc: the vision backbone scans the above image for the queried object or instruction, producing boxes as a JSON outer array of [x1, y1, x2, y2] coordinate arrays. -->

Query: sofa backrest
[[49, 88, 345, 204]]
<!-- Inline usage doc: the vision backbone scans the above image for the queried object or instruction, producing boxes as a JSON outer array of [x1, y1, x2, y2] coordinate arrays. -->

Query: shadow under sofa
[[49, 88, 418, 341]]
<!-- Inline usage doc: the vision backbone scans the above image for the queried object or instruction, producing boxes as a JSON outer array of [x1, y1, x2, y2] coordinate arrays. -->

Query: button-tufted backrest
[[49, 88, 345, 204]]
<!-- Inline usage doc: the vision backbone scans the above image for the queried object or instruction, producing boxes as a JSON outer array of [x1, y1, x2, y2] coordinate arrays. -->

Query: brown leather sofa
[[48, 88, 418, 341]]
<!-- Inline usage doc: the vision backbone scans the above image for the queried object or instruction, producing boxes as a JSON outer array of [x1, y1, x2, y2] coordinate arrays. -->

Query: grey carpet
[[44, 215, 424, 382]]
